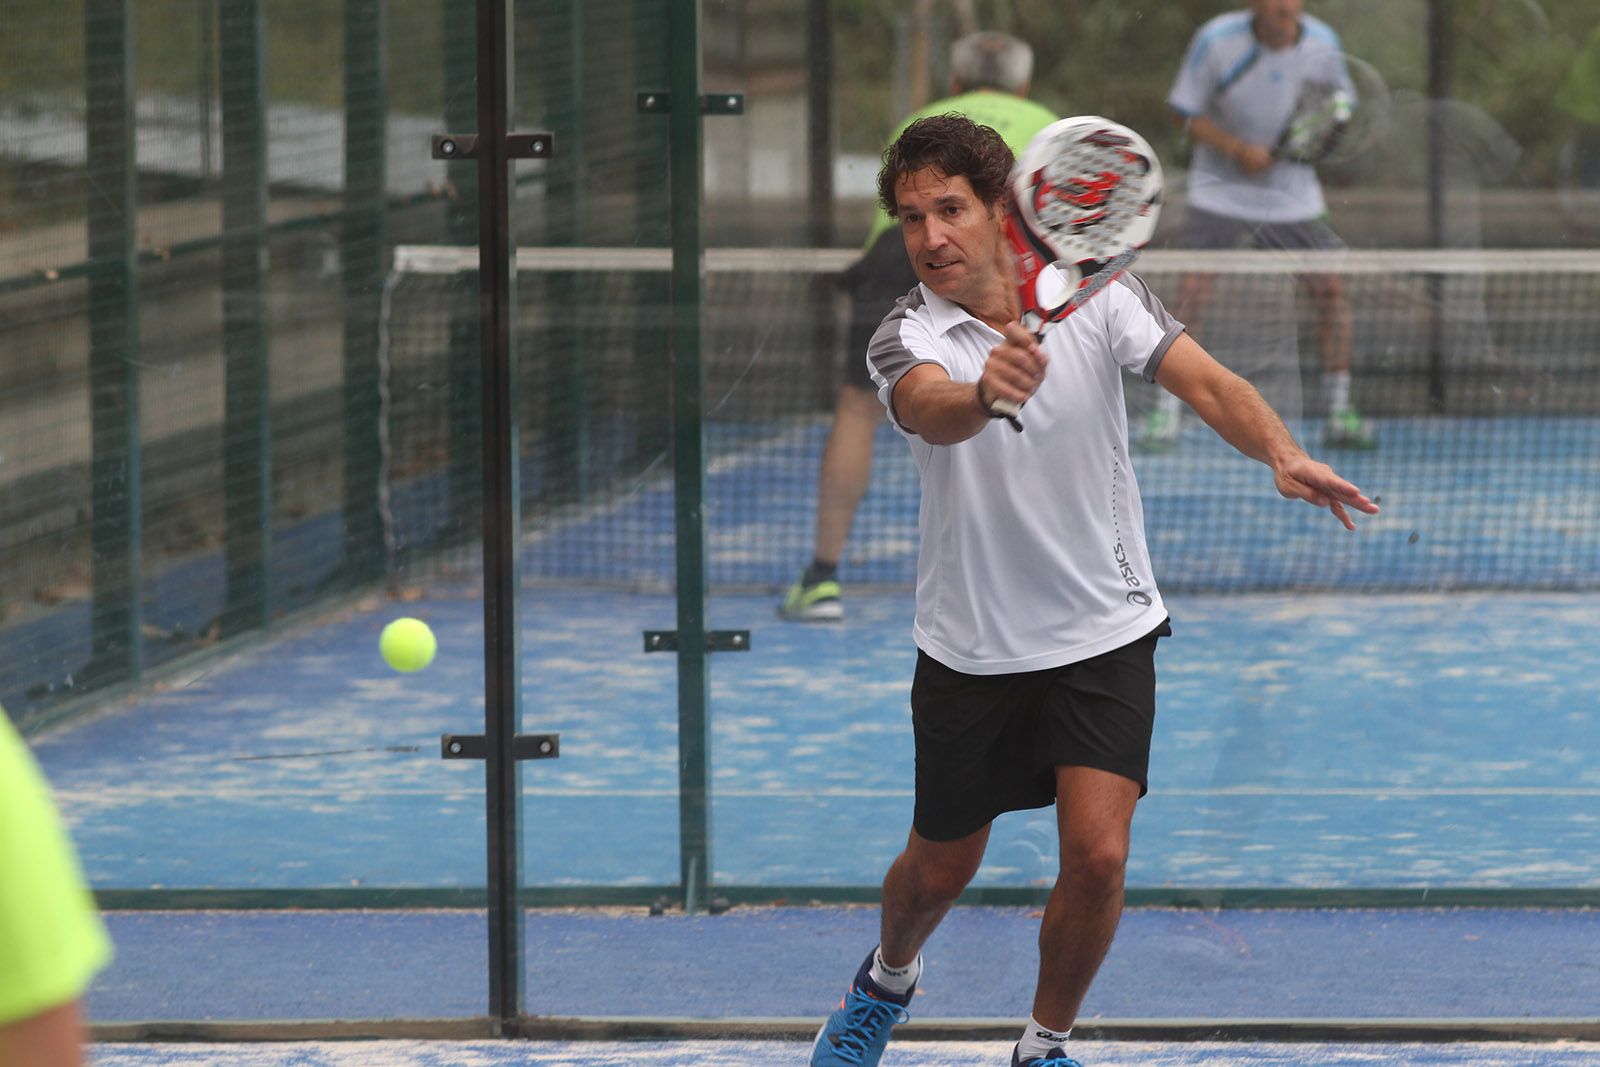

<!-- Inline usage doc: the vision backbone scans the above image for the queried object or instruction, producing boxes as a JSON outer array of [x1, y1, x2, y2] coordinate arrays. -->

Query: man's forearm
[[1190, 370, 1303, 471], [897, 378, 995, 446], [1187, 114, 1251, 164]]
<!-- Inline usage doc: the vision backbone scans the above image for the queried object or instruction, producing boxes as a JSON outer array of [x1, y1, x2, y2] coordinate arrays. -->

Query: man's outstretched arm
[[1153, 332, 1379, 530]]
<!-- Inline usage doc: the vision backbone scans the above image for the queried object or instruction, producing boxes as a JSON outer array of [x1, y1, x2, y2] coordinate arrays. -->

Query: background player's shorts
[[1182, 204, 1345, 253], [838, 228, 918, 391], [909, 619, 1172, 842]]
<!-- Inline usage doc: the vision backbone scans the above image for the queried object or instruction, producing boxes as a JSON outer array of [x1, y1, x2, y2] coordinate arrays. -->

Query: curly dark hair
[[878, 114, 1015, 219]]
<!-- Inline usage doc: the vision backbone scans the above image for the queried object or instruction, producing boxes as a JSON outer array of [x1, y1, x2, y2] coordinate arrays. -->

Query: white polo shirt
[[866, 276, 1183, 675], [1168, 11, 1353, 223]]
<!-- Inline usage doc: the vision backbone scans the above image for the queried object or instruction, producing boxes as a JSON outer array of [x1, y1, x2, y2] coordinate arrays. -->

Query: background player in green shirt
[[0, 707, 113, 1067], [780, 30, 1056, 622]]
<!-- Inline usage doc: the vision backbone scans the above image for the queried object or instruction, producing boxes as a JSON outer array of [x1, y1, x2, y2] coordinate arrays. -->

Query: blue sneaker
[[809, 951, 914, 1066], [1011, 1044, 1084, 1067]]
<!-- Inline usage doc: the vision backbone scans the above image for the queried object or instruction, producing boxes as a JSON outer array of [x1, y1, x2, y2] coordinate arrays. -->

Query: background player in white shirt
[[809, 114, 1377, 1067], [1146, 0, 1375, 451]]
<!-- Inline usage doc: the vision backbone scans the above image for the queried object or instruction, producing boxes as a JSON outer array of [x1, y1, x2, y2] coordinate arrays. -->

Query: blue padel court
[[15, 412, 1600, 1043], [22, 411, 1600, 892], [511, 415, 1600, 592], [30, 583, 1600, 891], [85, 904, 1600, 1022]]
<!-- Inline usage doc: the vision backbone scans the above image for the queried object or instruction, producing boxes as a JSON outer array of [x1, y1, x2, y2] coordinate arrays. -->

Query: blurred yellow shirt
[[862, 89, 1058, 250], [0, 708, 112, 1025]]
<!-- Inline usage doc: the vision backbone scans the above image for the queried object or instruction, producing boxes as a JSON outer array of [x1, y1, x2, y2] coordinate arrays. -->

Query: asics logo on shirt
[[1113, 540, 1144, 589], [1113, 541, 1154, 606]]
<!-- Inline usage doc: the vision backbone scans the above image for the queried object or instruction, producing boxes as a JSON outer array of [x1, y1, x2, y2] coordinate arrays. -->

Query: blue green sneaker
[[1011, 1044, 1084, 1067], [809, 951, 913, 1066], [1138, 408, 1180, 453], [779, 575, 843, 622]]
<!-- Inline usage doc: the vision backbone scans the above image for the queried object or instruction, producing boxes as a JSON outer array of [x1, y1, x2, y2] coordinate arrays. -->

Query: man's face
[[895, 167, 1006, 308], [1249, 0, 1303, 44]]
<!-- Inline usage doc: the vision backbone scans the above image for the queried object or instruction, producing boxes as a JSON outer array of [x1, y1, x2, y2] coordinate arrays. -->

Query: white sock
[[1016, 1015, 1073, 1061], [1324, 370, 1352, 415], [868, 947, 921, 994]]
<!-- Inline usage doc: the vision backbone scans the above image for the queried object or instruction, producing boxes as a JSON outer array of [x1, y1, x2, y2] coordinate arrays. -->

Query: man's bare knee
[[899, 830, 986, 903], [1062, 839, 1129, 897]]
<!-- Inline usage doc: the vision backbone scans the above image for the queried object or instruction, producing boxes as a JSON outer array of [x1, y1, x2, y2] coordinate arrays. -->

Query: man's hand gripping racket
[[992, 117, 1163, 431]]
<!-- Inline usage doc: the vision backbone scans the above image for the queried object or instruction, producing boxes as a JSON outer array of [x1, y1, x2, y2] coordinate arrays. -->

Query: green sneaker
[[1138, 409, 1180, 453], [1325, 408, 1377, 451], [779, 577, 843, 622]]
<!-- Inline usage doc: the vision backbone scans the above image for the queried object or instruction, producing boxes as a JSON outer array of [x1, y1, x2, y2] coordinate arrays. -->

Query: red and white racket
[[995, 116, 1163, 430]]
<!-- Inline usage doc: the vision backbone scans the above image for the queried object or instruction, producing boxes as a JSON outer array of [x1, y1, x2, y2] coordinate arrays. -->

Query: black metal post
[[630, 0, 671, 467], [219, 0, 272, 636], [473, 0, 527, 1033], [533, 2, 589, 503], [807, 0, 835, 247], [341, 0, 389, 584], [1426, 0, 1451, 413], [445, 0, 483, 545], [85, 0, 143, 687], [668, 0, 713, 915], [806, 0, 837, 409]]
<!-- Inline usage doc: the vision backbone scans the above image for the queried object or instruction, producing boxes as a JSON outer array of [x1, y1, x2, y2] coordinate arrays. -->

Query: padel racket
[[1275, 81, 1355, 164], [997, 116, 1163, 431], [1274, 52, 1390, 167]]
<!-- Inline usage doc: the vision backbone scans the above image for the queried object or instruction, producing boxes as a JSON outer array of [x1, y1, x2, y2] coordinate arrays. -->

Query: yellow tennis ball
[[380, 617, 436, 672]]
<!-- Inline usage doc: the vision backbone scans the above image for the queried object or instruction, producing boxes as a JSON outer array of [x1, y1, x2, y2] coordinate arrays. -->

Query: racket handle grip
[[988, 397, 1025, 433]]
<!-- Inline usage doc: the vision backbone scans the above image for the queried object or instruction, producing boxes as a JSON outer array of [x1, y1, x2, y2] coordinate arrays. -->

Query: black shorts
[[910, 619, 1172, 842], [838, 228, 918, 391]]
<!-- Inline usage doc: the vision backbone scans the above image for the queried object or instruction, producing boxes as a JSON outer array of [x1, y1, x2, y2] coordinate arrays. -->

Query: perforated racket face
[[1028, 138, 1155, 257], [1276, 53, 1392, 166], [1006, 117, 1163, 330], [1277, 82, 1355, 162]]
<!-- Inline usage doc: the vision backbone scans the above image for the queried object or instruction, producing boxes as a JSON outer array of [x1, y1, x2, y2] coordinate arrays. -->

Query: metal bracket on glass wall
[[440, 733, 560, 761], [636, 92, 745, 115], [430, 133, 554, 161], [642, 630, 750, 653]]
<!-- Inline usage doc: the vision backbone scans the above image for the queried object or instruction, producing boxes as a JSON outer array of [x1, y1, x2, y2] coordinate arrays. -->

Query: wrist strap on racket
[[977, 379, 1025, 432]]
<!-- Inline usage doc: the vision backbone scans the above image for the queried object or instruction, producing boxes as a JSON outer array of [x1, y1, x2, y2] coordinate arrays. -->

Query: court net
[[381, 244, 1600, 593]]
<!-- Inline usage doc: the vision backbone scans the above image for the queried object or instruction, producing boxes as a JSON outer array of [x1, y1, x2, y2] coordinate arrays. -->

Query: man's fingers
[[1002, 321, 1041, 348], [1324, 481, 1379, 515], [1282, 469, 1375, 530], [992, 358, 1044, 391], [985, 332, 1048, 406], [1291, 462, 1381, 515]]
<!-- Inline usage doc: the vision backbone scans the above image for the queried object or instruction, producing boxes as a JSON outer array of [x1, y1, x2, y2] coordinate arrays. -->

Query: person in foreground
[[808, 115, 1377, 1067], [778, 30, 1055, 622], [0, 705, 113, 1067]]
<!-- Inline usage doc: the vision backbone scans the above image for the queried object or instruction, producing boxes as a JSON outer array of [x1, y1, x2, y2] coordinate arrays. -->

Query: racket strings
[[1033, 144, 1151, 256], [1281, 83, 1356, 160]]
